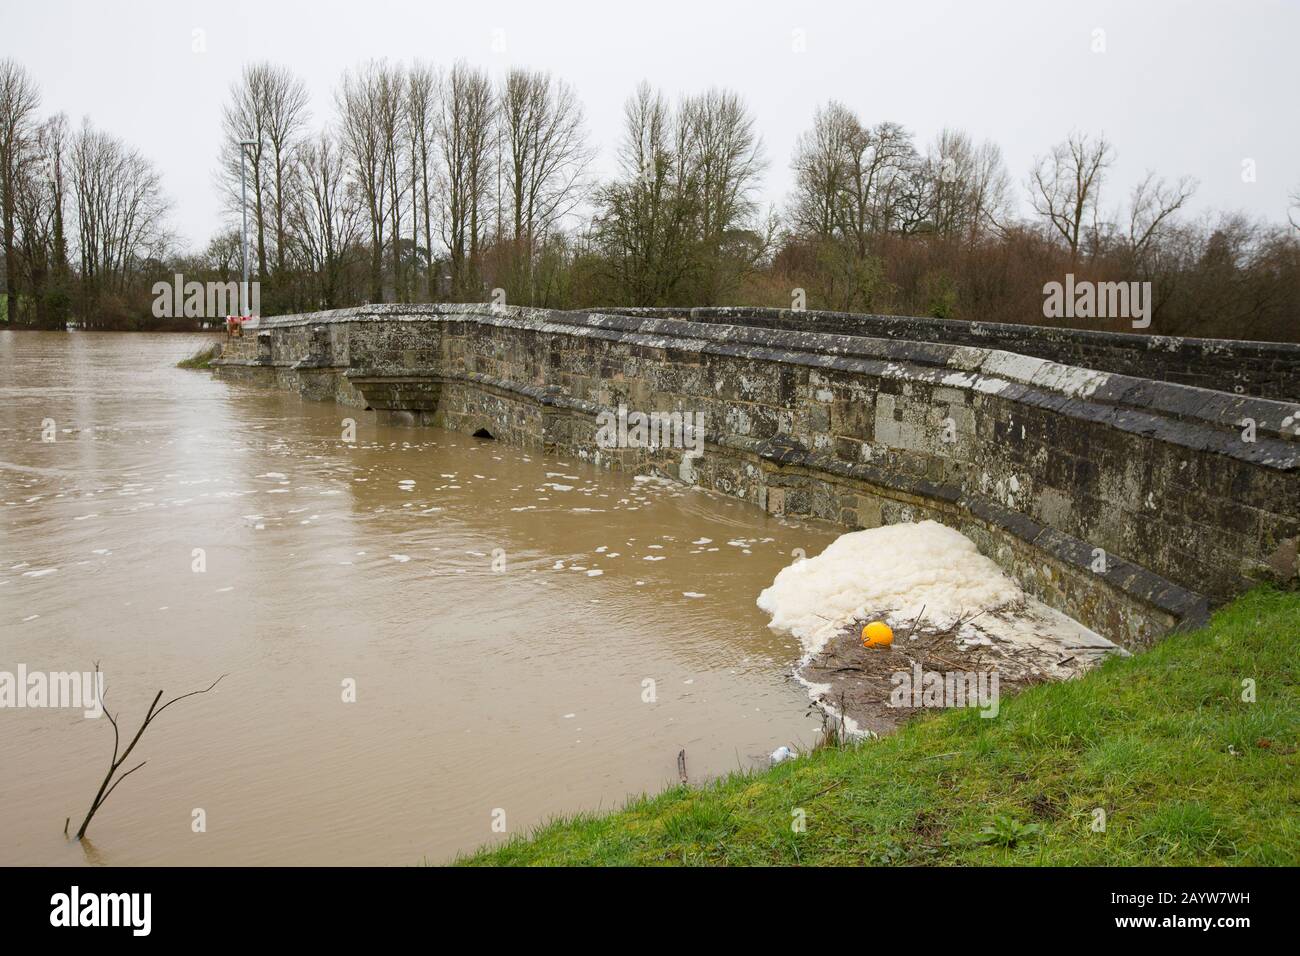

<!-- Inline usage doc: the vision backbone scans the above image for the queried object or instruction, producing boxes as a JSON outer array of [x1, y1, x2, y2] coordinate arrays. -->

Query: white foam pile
[[757, 520, 1023, 656]]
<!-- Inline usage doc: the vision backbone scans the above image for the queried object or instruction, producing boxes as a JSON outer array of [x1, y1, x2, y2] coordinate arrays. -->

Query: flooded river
[[0, 331, 837, 865]]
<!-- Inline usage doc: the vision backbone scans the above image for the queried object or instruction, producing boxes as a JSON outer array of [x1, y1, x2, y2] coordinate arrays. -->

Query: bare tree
[[262, 66, 311, 282], [219, 67, 269, 283], [1126, 171, 1197, 258], [677, 88, 766, 303], [680, 89, 765, 237], [203, 227, 243, 280], [904, 128, 1011, 239], [71, 120, 170, 314], [219, 64, 310, 310], [14, 113, 71, 327], [839, 119, 915, 254], [375, 63, 407, 301], [497, 68, 594, 303], [437, 62, 495, 298], [337, 61, 403, 303], [788, 100, 856, 240], [406, 62, 440, 299], [594, 82, 697, 305], [0, 59, 41, 323], [967, 138, 1014, 238], [1028, 130, 1114, 260], [289, 130, 361, 308]]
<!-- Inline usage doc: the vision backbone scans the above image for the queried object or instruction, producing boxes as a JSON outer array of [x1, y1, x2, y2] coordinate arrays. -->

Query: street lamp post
[[238, 138, 258, 320]]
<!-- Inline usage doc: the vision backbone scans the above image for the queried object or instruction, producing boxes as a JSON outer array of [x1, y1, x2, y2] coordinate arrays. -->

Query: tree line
[[2, 56, 1298, 340]]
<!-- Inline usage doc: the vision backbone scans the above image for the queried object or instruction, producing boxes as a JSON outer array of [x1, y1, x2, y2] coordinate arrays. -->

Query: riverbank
[[456, 587, 1299, 865], [176, 341, 224, 368]]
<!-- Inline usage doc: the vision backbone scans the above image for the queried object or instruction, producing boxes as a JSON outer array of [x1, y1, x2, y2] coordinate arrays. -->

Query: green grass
[[456, 588, 1300, 866], [176, 342, 223, 369]]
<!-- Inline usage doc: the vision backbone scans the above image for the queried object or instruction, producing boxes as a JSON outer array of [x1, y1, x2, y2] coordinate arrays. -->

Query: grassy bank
[[176, 341, 223, 369], [459, 588, 1299, 865]]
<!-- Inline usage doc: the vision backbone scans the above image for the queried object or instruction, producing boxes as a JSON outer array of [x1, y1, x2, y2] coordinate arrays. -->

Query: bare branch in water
[[72, 667, 225, 840]]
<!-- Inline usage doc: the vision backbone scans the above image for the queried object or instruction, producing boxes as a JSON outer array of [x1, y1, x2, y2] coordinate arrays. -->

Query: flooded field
[[0, 331, 838, 865]]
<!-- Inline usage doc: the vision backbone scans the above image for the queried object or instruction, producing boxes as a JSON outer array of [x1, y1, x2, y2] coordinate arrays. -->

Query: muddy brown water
[[0, 331, 838, 866]]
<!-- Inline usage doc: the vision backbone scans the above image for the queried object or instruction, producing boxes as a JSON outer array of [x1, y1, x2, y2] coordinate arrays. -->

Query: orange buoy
[[861, 621, 894, 648]]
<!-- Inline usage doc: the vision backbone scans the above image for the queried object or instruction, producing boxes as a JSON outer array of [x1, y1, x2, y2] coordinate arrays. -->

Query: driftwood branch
[[72, 663, 225, 840]]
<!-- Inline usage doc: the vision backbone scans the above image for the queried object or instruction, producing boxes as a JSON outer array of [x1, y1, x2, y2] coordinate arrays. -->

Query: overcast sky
[[3, 0, 1296, 250]]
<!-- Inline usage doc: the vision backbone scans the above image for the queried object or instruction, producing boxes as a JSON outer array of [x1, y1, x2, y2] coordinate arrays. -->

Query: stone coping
[[599, 305, 1300, 364]]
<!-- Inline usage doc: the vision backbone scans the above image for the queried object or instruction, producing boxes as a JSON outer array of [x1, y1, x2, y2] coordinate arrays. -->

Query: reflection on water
[[0, 331, 837, 865]]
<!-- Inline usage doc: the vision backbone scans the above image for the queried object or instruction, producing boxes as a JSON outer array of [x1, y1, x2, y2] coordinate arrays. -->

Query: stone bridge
[[213, 304, 1300, 651]]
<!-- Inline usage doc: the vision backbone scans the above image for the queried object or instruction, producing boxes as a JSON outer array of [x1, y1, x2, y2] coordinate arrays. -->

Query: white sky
[[3, 0, 1296, 251]]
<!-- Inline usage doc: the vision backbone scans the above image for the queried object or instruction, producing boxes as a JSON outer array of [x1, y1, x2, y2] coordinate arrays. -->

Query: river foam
[[757, 520, 1023, 656]]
